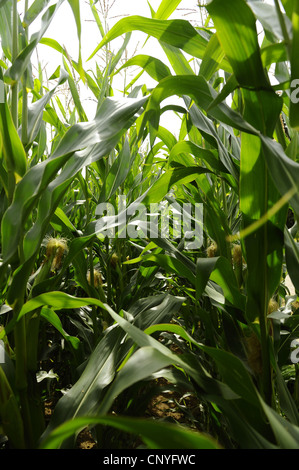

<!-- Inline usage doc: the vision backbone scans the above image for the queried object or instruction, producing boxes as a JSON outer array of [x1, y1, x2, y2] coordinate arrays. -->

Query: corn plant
[[1, 0, 299, 451]]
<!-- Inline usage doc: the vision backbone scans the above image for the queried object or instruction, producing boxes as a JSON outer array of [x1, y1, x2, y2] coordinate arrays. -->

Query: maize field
[[0, 0, 299, 452]]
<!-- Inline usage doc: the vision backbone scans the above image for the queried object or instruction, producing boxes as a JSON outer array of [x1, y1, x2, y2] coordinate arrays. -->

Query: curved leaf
[[88, 16, 209, 61], [40, 413, 220, 449], [117, 54, 171, 82]]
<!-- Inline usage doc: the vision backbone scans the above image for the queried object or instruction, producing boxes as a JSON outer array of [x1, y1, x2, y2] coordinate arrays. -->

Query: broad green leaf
[[117, 54, 171, 82], [284, 226, 299, 291], [67, 0, 81, 38], [39, 37, 67, 57], [261, 42, 288, 68], [141, 253, 196, 285], [53, 206, 77, 232], [260, 135, 299, 217], [0, 367, 26, 449], [23, 68, 68, 144], [200, 33, 232, 80], [0, 102, 27, 179], [274, 363, 299, 426], [142, 166, 213, 205], [97, 346, 176, 415], [1, 96, 147, 267], [98, 136, 132, 203], [155, 0, 183, 20], [200, 346, 261, 407], [160, 42, 194, 75], [169, 140, 229, 174], [0, 0, 13, 61], [40, 325, 125, 446], [51, 96, 147, 159], [280, 0, 294, 19], [258, 397, 299, 449], [207, 0, 270, 89], [40, 306, 80, 350], [196, 256, 246, 311], [23, 0, 51, 27], [239, 100, 286, 324], [89, 0, 105, 38], [17, 292, 107, 320], [141, 75, 258, 146], [39, 294, 183, 446], [88, 16, 209, 62], [40, 413, 220, 449]]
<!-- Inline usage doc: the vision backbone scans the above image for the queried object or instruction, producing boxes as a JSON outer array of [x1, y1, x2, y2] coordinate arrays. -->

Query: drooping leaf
[[40, 412, 220, 449], [88, 16, 209, 62]]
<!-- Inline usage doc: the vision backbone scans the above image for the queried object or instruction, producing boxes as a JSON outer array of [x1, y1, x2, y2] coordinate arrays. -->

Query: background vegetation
[[0, 0, 299, 449]]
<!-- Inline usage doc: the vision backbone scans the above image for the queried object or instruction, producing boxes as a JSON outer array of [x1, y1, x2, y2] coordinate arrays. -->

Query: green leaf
[[169, 140, 229, 174], [0, 367, 26, 449], [40, 413, 220, 449], [88, 16, 209, 62], [1, 96, 147, 269], [142, 166, 213, 205], [160, 42, 194, 75], [258, 397, 299, 449], [117, 54, 171, 82], [284, 226, 299, 291], [206, 0, 270, 89], [0, 0, 14, 61], [98, 136, 132, 203], [154, 0, 183, 20], [39, 37, 67, 57], [6, 0, 65, 82], [141, 75, 258, 149], [23, 0, 52, 27], [200, 33, 232, 80], [290, 1, 299, 130], [39, 294, 183, 446], [248, 1, 292, 41], [141, 253, 196, 285], [40, 306, 80, 350], [0, 102, 27, 180], [260, 136, 299, 217], [23, 68, 68, 144], [196, 256, 246, 311]]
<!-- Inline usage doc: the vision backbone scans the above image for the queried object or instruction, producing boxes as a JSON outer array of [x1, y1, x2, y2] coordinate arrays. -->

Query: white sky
[[42, 0, 201, 62], [22, 0, 201, 132], [18, 0, 276, 133]]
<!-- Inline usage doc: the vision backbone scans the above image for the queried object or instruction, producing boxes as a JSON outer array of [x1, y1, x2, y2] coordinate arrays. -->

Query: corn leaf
[[0, 102, 27, 179], [88, 16, 209, 62], [40, 412, 220, 449]]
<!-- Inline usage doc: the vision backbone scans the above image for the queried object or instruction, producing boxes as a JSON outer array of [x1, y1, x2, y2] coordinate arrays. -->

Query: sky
[[19, 0, 276, 133], [41, 0, 201, 62], [23, 0, 201, 131]]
